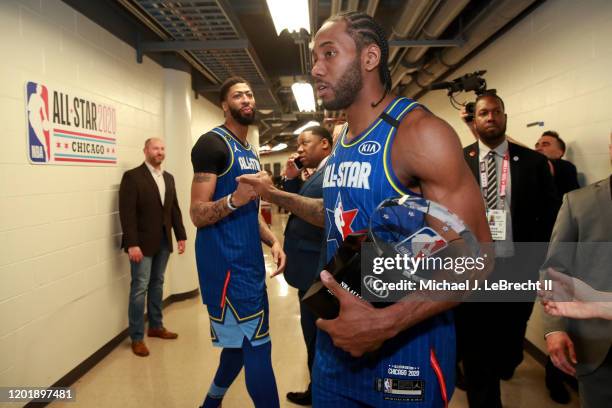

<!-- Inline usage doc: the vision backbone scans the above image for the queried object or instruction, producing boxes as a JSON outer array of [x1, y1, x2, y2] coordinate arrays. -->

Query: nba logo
[[26, 82, 51, 163], [394, 227, 448, 258]]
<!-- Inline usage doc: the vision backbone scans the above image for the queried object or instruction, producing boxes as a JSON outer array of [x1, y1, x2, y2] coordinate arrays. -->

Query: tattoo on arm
[[190, 196, 232, 228], [273, 191, 325, 227], [193, 173, 213, 183], [190, 172, 232, 227]]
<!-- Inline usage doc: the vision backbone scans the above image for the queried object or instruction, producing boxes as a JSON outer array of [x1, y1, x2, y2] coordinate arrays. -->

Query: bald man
[[119, 138, 187, 357]]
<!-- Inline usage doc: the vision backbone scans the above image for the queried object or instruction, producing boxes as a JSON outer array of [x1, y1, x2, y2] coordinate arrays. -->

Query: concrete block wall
[[0, 0, 218, 388], [418, 0, 612, 351]]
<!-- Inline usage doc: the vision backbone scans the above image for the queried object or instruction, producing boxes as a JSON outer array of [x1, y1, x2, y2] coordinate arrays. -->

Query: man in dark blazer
[[119, 137, 187, 357], [282, 126, 332, 406], [456, 93, 559, 407], [536, 130, 580, 197]]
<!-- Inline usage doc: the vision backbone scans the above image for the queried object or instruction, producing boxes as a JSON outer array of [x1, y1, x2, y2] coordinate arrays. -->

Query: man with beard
[[458, 92, 559, 407], [190, 76, 286, 408], [119, 137, 187, 357], [238, 12, 492, 407]]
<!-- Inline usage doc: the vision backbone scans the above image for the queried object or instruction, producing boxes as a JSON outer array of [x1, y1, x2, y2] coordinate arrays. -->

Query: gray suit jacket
[[542, 176, 612, 376]]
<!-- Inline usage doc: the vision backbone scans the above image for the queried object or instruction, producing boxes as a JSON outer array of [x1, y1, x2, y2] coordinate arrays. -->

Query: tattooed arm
[[237, 172, 325, 227], [189, 172, 256, 228]]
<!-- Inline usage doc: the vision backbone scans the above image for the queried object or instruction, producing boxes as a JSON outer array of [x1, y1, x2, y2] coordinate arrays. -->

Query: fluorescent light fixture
[[266, 0, 310, 35], [291, 82, 316, 112], [259, 144, 271, 152], [271, 143, 288, 152], [293, 120, 320, 135]]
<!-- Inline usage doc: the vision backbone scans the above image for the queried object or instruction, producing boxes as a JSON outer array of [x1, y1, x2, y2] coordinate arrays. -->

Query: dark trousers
[[298, 289, 317, 386], [580, 346, 612, 408], [455, 301, 534, 408]]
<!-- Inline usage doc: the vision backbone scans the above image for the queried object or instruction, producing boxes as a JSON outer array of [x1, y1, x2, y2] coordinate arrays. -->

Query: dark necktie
[[485, 151, 498, 209]]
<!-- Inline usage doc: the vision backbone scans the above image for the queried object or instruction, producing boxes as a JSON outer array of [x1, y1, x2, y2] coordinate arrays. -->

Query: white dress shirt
[[478, 139, 515, 258], [145, 161, 166, 206]]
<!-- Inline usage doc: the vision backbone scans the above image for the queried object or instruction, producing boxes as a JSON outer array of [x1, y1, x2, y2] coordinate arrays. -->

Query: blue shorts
[[207, 295, 270, 348]]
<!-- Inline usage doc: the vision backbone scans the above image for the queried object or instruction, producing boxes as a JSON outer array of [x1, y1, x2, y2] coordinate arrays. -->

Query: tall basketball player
[[190, 76, 286, 408], [239, 12, 492, 407]]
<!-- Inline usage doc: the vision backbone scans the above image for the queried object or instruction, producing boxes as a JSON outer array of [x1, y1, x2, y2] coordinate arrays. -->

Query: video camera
[[429, 70, 493, 122]]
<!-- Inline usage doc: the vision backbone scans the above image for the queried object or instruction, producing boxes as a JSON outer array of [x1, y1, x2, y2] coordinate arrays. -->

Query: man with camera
[[281, 125, 332, 405]]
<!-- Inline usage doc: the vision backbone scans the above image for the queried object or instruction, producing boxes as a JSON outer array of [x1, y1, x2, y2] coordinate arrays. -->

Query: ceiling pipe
[[346, 0, 360, 12], [401, 0, 538, 98], [390, 0, 469, 89], [331, 0, 341, 16], [387, 0, 440, 64], [366, 0, 380, 17], [406, 0, 470, 68]]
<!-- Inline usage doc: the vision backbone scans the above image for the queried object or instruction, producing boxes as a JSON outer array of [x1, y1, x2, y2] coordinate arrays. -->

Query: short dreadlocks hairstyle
[[327, 11, 392, 107]]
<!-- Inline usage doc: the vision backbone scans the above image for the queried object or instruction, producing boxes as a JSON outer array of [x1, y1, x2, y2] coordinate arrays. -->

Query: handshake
[[231, 171, 277, 207]]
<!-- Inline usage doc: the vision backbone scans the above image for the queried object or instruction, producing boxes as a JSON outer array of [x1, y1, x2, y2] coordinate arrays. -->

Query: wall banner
[[25, 81, 117, 166]]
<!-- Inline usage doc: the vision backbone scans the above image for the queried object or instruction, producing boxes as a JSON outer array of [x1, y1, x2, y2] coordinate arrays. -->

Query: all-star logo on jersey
[[326, 192, 359, 247], [322, 161, 372, 189], [238, 156, 260, 171]]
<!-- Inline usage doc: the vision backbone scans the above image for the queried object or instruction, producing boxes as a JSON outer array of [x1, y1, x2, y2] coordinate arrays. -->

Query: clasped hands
[[234, 171, 276, 203]]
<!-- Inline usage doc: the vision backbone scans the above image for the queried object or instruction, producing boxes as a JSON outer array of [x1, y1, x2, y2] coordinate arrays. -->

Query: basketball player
[[238, 12, 491, 407], [190, 76, 286, 408]]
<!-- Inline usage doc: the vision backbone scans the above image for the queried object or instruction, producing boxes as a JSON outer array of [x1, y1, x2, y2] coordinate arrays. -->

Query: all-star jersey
[[315, 97, 455, 407], [192, 126, 269, 344]]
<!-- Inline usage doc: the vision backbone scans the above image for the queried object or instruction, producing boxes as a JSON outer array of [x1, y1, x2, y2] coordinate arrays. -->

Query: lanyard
[[479, 151, 510, 210]]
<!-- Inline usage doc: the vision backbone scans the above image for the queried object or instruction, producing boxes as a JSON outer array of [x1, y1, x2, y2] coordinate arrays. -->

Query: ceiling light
[[271, 143, 288, 152], [259, 145, 271, 152], [291, 82, 316, 112], [259, 109, 273, 115], [265, 0, 310, 36], [293, 120, 320, 135]]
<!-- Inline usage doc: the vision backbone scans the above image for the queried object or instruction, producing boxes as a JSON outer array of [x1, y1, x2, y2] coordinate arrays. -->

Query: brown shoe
[[131, 340, 149, 357], [147, 327, 178, 339]]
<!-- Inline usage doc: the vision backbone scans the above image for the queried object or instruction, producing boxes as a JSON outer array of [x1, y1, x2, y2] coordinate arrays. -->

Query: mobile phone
[[293, 157, 304, 170]]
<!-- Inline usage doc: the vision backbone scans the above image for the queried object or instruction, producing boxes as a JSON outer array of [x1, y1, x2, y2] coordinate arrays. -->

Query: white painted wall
[[418, 0, 612, 352], [0, 0, 221, 389], [191, 95, 224, 146], [419, 0, 612, 185]]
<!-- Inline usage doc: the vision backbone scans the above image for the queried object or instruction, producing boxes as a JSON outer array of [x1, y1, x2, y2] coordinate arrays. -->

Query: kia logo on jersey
[[358, 140, 381, 156]]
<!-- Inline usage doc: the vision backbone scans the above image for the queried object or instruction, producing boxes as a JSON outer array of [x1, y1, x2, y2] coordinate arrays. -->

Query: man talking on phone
[[282, 126, 332, 405]]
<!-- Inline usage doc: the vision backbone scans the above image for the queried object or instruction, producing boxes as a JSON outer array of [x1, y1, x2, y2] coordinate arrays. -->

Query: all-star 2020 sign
[[25, 81, 117, 165]]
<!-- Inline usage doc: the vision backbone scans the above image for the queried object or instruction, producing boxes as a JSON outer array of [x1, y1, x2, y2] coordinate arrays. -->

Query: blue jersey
[[194, 126, 266, 320], [315, 97, 455, 407]]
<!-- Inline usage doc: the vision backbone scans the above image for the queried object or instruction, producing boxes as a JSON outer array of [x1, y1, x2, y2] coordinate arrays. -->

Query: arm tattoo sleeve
[[190, 196, 233, 228], [272, 190, 325, 227], [190, 173, 233, 227]]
